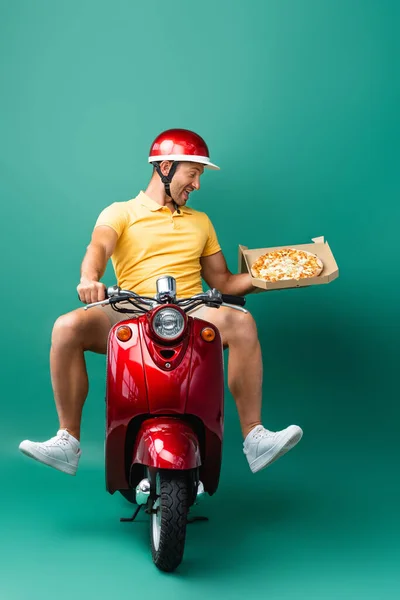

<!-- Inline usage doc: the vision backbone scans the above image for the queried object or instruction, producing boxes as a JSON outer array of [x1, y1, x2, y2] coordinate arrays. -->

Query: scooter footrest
[[120, 505, 142, 522]]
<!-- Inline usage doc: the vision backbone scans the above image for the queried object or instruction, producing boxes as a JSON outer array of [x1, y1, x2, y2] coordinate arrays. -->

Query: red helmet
[[148, 128, 220, 170]]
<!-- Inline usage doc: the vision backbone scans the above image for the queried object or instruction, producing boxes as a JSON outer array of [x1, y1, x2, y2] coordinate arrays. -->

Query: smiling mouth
[[183, 189, 192, 201]]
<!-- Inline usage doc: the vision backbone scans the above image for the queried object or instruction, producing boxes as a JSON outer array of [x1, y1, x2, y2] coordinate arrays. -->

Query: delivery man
[[19, 128, 303, 476]]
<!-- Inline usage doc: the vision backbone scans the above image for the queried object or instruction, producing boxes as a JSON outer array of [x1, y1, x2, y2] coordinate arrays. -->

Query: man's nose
[[192, 177, 201, 191]]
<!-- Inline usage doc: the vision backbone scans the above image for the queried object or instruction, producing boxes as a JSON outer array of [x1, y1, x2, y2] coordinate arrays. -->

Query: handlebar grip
[[77, 285, 108, 303], [221, 294, 246, 307]]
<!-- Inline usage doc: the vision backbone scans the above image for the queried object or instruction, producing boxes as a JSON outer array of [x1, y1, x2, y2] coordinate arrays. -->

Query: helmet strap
[[152, 161, 179, 198]]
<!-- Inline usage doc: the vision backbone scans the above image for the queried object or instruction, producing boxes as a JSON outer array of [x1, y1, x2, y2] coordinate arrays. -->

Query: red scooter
[[84, 276, 246, 572]]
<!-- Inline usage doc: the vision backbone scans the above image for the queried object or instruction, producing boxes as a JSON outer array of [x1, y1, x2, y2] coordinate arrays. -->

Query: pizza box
[[238, 236, 339, 292]]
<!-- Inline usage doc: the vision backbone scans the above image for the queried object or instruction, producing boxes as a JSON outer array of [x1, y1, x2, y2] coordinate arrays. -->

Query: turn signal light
[[201, 327, 215, 342], [116, 326, 132, 342]]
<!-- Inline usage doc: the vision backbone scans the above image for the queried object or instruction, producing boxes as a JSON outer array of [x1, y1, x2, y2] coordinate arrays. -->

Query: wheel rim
[[151, 472, 161, 552]]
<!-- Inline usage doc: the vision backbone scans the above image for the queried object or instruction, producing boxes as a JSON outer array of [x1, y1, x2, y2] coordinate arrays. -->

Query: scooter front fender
[[132, 417, 201, 470]]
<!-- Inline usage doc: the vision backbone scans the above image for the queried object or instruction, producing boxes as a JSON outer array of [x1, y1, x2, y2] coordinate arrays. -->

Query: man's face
[[168, 162, 204, 206]]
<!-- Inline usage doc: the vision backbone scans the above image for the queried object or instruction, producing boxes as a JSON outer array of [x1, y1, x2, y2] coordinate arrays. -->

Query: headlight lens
[[152, 308, 185, 340]]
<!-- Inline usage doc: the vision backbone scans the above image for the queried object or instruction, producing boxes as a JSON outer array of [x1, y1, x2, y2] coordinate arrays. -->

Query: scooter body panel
[[105, 309, 224, 496]]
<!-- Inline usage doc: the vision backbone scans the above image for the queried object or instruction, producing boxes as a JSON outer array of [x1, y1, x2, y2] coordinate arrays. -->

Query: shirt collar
[[138, 191, 163, 211], [138, 191, 192, 216]]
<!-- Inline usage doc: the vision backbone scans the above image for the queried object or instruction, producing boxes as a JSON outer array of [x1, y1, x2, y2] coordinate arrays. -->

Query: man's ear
[[159, 160, 174, 176]]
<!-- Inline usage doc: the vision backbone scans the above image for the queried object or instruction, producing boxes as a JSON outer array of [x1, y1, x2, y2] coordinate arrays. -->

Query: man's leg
[[19, 306, 115, 474], [194, 306, 303, 472], [50, 307, 111, 441], [193, 306, 262, 438]]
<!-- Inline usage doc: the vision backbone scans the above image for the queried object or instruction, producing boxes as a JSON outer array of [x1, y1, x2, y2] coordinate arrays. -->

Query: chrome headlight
[[152, 308, 185, 340]]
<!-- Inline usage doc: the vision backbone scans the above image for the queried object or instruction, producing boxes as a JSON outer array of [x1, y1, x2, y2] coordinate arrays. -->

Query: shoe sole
[[19, 442, 78, 476], [248, 426, 303, 474]]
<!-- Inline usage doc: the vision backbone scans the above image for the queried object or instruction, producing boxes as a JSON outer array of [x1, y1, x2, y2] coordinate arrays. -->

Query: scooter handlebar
[[103, 287, 246, 307], [82, 286, 247, 313], [221, 294, 246, 307]]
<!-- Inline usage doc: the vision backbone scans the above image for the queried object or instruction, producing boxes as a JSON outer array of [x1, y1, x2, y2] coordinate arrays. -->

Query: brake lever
[[83, 290, 132, 310], [221, 303, 248, 313], [84, 299, 111, 310]]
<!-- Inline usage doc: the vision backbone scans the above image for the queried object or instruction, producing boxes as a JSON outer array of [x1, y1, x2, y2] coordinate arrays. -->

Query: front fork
[[142, 467, 204, 507], [120, 468, 207, 523]]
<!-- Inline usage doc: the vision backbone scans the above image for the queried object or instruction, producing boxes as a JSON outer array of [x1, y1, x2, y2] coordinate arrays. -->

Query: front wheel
[[150, 469, 190, 572]]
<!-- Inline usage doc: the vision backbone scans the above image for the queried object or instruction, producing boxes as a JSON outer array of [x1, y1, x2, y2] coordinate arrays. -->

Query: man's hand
[[77, 277, 107, 304]]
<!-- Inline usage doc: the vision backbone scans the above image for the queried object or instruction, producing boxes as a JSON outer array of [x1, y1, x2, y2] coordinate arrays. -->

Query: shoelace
[[251, 426, 276, 441], [44, 432, 71, 448]]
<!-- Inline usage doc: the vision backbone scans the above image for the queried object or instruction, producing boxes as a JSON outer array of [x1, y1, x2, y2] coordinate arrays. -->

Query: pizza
[[251, 248, 323, 282]]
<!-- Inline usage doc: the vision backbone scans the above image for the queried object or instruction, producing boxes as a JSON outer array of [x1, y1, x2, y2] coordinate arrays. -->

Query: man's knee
[[52, 312, 82, 343], [210, 308, 258, 347], [52, 308, 110, 352], [228, 310, 258, 343]]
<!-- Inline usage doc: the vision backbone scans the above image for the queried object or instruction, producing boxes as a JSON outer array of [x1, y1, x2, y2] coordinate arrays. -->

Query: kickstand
[[120, 505, 142, 523], [187, 515, 209, 524]]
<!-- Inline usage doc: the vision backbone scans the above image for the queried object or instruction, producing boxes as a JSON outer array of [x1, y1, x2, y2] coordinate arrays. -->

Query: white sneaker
[[19, 430, 81, 476], [243, 424, 303, 473]]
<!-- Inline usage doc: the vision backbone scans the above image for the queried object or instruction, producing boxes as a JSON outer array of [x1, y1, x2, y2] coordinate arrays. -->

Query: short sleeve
[[201, 216, 221, 257], [94, 202, 129, 238]]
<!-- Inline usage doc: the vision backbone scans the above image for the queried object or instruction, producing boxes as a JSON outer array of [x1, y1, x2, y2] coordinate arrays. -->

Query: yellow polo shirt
[[94, 191, 221, 298]]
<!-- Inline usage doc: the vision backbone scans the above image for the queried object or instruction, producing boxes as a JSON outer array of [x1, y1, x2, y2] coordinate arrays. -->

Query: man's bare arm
[[77, 226, 118, 303], [200, 251, 259, 296]]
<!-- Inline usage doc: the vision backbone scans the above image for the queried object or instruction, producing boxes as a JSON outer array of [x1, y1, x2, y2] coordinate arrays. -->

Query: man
[[19, 128, 303, 476]]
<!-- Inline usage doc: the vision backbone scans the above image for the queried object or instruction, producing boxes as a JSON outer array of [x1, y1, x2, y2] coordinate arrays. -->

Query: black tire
[[150, 469, 189, 572]]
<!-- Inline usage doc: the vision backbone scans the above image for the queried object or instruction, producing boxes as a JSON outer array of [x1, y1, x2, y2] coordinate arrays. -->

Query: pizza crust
[[251, 248, 324, 282]]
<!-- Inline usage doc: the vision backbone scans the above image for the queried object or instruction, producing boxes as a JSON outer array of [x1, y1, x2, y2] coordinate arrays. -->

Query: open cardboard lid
[[238, 236, 339, 291]]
